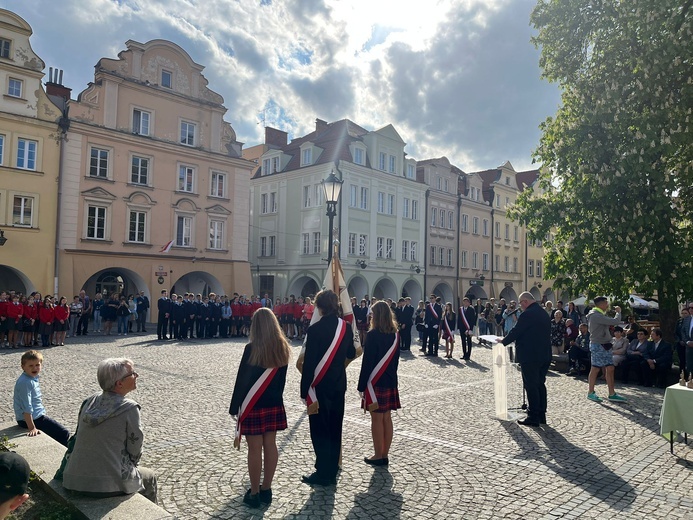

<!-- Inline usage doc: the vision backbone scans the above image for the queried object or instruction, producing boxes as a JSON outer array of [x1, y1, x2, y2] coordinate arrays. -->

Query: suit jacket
[[501, 301, 551, 365], [677, 315, 693, 345], [424, 302, 442, 327], [157, 297, 170, 317], [456, 305, 477, 332], [300, 314, 356, 400], [399, 305, 414, 330], [643, 340, 673, 367]]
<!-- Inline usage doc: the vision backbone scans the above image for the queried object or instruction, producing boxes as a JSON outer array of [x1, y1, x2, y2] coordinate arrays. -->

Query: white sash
[[459, 306, 471, 330], [234, 367, 277, 449], [428, 302, 439, 320], [306, 318, 346, 414], [364, 333, 399, 412]]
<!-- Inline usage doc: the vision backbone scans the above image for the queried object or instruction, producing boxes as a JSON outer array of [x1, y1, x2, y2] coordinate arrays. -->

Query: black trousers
[[400, 325, 411, 350], [640, 360, 670, 388], [308, 392, 345, 480], [424, 326, 439, 354], [157, 316, 168, 339], [620, 354, 644, 383], [460, 331, 473, 358], [137, 310, 147, 331], [568, 346, 590, 370], [520, 361, 550, 423], [78, 314, 90, 334], [18, 415, 70, 447]]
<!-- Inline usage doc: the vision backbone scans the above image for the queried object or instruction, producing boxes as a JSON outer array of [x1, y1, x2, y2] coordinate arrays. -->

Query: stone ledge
[[0, 423, 173, 520]]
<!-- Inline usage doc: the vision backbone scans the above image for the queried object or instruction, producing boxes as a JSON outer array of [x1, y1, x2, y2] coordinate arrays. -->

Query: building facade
[[0, 9, 62, 294], [249, 120, 427, 303], [54, 39, 254, 306]]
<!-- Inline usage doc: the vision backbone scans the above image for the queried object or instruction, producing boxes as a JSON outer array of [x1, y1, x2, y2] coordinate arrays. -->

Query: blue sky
[[5, 0, 561, 171]]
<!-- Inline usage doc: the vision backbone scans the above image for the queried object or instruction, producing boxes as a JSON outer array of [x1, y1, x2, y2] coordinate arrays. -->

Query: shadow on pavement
[[345, 469, 403, 519], [464, 359, 489, 373], [503, 422, 636, 512], [284, 486, 336, 519]]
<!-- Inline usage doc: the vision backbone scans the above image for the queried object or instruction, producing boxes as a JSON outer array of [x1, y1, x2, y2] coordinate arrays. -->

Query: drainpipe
[[423, 189, 430, 295], [489, 187, 495, 300], [455, 193, 461, 308], [54, 104, 70, 297]]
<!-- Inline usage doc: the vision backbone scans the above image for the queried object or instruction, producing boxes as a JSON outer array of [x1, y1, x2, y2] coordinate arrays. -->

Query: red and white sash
[[363, 333, 399, 412], [443, 314, 453, 338], [234, 367, 278, 449], [428, 303, 439, 320], [306, 318, 346, 415], [459, 306, 471, 331]]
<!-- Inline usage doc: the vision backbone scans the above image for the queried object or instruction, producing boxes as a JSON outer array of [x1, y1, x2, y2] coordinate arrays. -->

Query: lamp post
[[321, 169, 343, 264]]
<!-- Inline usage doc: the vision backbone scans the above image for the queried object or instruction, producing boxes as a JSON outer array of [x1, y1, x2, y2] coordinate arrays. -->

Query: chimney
[[265, 127, 288, 148], [315, 118, 328, 133], [45, 67, 72, 100]]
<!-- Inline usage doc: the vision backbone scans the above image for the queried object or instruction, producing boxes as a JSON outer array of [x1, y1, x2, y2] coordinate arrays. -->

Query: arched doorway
[[499, 286, 518, 303], [171, 271, 224, 297], [432, 282, 453, 305], [529, 286, 541, 301], [402, 279, 422, 304], [83, 268, 148, 299], [464, 284, 487, 301], [347, 276, 368, 301], [0, 265, 34, 295], [288, 274, 320, 299], [372, 277, 397, 301], [543, 287, 556, 305]]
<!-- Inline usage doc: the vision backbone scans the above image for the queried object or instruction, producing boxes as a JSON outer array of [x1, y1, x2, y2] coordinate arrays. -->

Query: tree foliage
[[512, 0, 693, 335]]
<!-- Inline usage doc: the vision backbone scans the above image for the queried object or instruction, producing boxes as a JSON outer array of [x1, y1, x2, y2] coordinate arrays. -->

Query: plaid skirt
[[363, 386, 401, 413], [240, 405, 287, 436]]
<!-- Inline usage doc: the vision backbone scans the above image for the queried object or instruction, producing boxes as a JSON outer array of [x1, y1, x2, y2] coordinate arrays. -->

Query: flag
[[159, 240, 174, 253]]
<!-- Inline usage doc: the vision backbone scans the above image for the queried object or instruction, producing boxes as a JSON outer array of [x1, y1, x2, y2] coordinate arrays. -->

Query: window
[[449, 211, 454, 230], [407, 164, 415, 179], [261, 193, 278, 214], [386, 238, 394, 259], [528, 259, 534, 277], [0, 134, 4, 164], [211, 221, 225, 250], [430, 246, 436, 265], [303, 186, 312, 208], [0, 38, 10, 59], [461, 214, 469, 232], [411, 200, 418, 220], [211, 172, 226, 198], [8, 78, 22, 98], [178, 165, 195, 192], [439, 247, 445, 266], [505, 224, 510, 240], [402, 240, 410, 261], [410, 241, 417, 262], [496, 194, 500, 207], [495, 255, 500, 272], [350, 185, 357, 207], [358, 234, 367, 256], [348, 233, 356, 255], [89, 147, 108, 177], [354, 148, 364, 165], [447, 249, 453, 267], [437, 177, 442, 190], [17, 139, 38, 170], [403, 198, 410, 218], [259, 234, 275, 256], [131, 156, 149, 185], [360, 187, 368, 210], [388, 155, 396, 173], [271, 156, 280, 173], [161, 70, 172, 88], [377, 192, 385, 213], [176, 215, 192, 247], [180, 121, 196, 146], [504, 256, 509, 272], [301, 148, 312, 166], [536, 260, 543, 277], [472, 216, 479, 235], [379, 152, 386, 171], [506, 176, 510, 185], [431, 208, 437, 227], [269, 235, 276, 256], [132, 109, 150, 135], [440, 210, 446, 228], [444, 178, 449, 192], [387, 194, 395, 215], [482, 219, 489, 236], [302, 184, 322, 208], [495, 222, 501, 238], [514, 226, 519, 242], [472, 252, 479, 269], [506, 196, 510, 207], [461, 250, 468, 268], [302, 233, 310, 254], [513, 257, 518, 273], [87, 206, 107, 239], [313, 232, 321, 254], [262, 158, 271, 175], [260, 236, 267, 256], [482, 253, 489, 271], [376, 237, 384, 258], [128, 211, 146, 243], [12, 196, 33, 227]]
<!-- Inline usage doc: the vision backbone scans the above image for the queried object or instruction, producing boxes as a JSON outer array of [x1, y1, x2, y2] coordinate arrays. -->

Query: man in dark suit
[[423, 295, 443, 356], [457, 297, 477, 360], [135, 291, 149, 332], [300, 290, 356, 486], [640, 328, 673, 388], [500, 291, 552, 427], [156, 290, 170, 340], [399, 297, 414, 351]]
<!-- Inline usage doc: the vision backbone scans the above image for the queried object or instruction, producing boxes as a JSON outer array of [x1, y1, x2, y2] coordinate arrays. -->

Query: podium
[[492, 341, 524, 421]]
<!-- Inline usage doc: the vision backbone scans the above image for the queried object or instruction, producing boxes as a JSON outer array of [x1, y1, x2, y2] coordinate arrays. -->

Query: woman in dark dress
[[230, 308, 290, 508], [357, 301, 401, 466]]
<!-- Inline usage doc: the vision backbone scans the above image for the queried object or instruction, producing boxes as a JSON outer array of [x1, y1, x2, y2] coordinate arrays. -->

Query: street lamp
[[321, 169, 343, 264]]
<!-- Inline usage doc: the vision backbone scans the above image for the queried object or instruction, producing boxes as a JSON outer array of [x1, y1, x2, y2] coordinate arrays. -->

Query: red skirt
[[363, 386, 401, 413], [240, 405, 287, 436]]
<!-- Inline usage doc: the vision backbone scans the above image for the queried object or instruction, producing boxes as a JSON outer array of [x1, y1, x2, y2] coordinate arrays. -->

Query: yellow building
[[0, 9, 62, 294]]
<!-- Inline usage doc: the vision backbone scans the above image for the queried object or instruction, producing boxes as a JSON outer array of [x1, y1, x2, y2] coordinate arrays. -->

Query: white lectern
[[492, 341, 523, 421]]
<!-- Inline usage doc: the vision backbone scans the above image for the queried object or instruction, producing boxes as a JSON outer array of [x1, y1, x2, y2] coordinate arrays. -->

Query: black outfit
[[640, 340, 673, 388], [501, 301, 552, 424], [157, 297, 170, 339], [423, 301, 443, 355], [457, 305, 477, 359], [136, 296, 149, 332], [183, 300, 197, 338], [358, 329, 399, 391], [171, 302, 186, 339], [230, 343, 288, 415], [300, 314, 356, 482], [568, 332, 591, 373], [398, 305, 414, 350], [78, 297, 91, 335]]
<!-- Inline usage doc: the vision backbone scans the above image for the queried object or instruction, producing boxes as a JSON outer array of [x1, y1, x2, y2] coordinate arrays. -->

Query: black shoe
[[243, 489, 261, 508], [301, 472, 336, 486], [364, 457, 388, 466], [258, 488, 272, 505], [518, 418, 541, 427]]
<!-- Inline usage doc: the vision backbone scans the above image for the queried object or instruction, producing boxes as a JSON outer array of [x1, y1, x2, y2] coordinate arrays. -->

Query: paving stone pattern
[[1, 333, 692, 519]]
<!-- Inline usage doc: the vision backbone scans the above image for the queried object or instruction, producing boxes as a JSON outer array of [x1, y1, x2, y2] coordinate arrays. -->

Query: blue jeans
[[93, 310, 102, 331], [117, 315, 129, 334]]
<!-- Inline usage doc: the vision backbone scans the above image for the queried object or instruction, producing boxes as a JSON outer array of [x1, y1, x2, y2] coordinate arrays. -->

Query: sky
[[5, 0, 562, 172]]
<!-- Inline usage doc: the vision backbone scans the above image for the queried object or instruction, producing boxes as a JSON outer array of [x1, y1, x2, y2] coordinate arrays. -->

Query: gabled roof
[[516, 169, 540, 191]]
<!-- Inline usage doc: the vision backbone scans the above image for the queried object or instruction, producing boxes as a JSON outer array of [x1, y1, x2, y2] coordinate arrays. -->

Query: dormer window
[[0, 39, 10, 59], [161, 70, 172, 89], [262, 155, 281, 175], [406, 164, 415, 179], [301, 148, 312, 166], [505, 176, 510, 185], [353, 147, 364, 165]]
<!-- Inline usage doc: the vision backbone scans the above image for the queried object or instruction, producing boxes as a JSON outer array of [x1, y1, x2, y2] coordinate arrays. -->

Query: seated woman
[[60, 358, 157, 503]]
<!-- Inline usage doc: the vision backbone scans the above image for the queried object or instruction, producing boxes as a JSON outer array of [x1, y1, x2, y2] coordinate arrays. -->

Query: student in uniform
[[440, 303, 456, 359]]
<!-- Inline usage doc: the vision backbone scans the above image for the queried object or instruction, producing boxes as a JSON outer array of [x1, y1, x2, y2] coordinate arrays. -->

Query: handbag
[[601, 342, 613, 351]]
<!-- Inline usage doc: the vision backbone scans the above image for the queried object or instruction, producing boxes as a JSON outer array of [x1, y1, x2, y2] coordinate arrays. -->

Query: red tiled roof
[[516, 169, 540, 191]]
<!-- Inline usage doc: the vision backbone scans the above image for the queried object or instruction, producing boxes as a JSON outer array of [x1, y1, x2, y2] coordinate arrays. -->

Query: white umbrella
[[628, 295, 651, 309]]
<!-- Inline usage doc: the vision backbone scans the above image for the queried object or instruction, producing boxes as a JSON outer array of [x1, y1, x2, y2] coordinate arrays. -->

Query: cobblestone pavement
[[2, 332, 692, 519]]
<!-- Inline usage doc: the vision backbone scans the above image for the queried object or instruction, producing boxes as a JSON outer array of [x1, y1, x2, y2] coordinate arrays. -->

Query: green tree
[[512, 0, 693, 339]]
